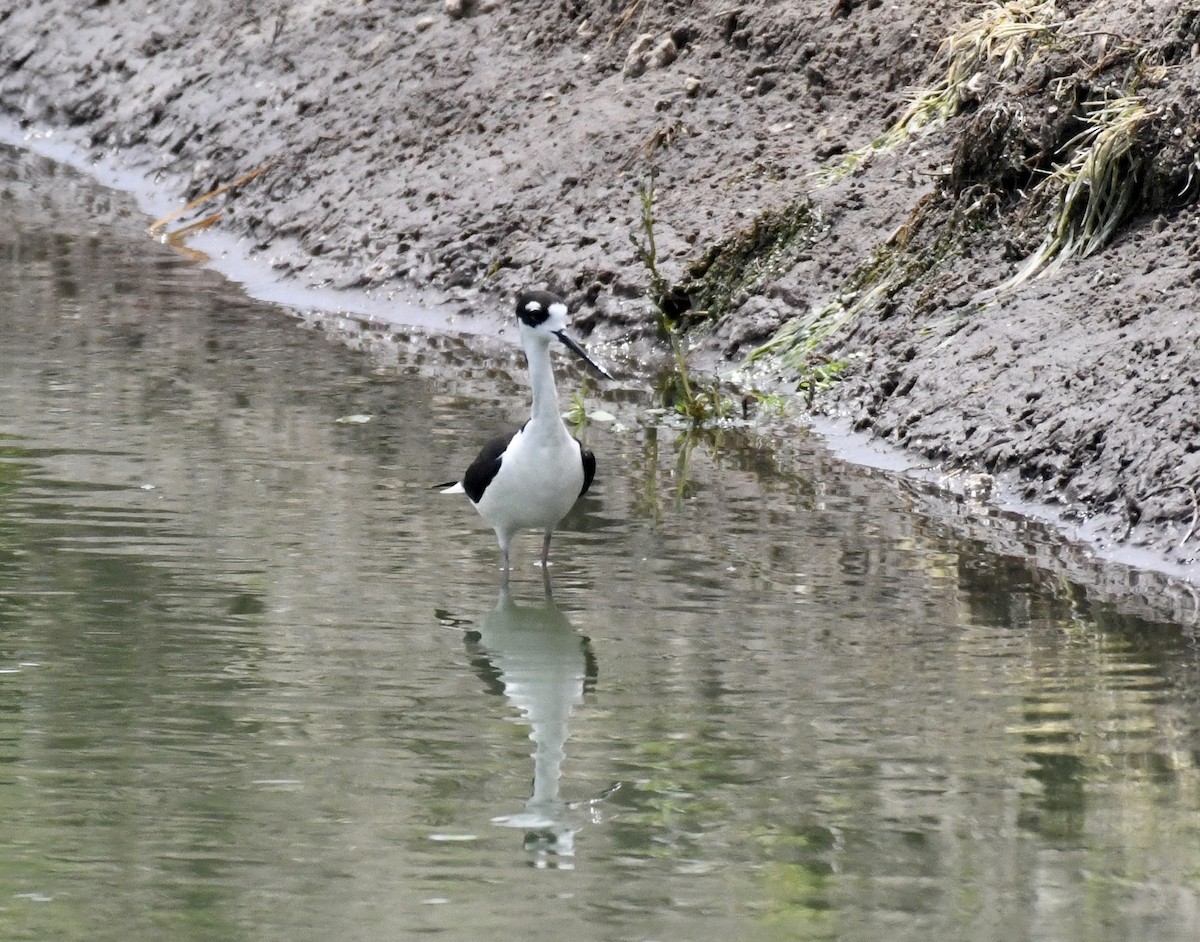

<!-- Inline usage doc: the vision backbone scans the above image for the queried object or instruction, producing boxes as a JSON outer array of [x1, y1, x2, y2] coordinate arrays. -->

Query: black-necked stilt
[[441, 289, 612, 572]]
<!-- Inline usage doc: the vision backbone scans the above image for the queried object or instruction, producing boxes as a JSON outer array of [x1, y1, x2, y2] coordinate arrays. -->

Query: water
[[2, 144, 1200, 942]]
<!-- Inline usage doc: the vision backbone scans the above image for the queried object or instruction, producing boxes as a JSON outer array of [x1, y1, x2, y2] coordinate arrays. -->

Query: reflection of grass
[[0, 439, 31, 560], [611, 728, 760, 856], [633, 418, 726, 520], [0, 434, 32, 496], [756, 860, 840, 940], [817, 0, 1058, 184]]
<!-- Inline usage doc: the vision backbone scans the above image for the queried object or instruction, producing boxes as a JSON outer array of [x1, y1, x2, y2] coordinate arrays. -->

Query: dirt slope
[[1, 0, 1198, 576]]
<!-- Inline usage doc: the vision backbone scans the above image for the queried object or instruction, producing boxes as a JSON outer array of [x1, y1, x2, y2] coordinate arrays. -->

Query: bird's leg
[[499, 536, 512, 576], [540, 531, 553, 568]]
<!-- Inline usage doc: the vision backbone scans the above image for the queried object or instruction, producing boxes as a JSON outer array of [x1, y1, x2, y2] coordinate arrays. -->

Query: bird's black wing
[[578, 440, 597, 497], [462, 433, 513, 503]]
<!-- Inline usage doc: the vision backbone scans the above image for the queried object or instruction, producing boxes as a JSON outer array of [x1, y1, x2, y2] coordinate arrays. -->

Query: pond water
[[2, 143, 1200, 942]]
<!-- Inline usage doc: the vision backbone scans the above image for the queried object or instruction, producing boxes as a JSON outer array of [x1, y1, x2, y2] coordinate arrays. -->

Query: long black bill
[[555, 330, 613, 379]]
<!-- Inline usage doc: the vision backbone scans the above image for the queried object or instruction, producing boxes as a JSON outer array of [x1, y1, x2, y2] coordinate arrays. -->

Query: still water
[[2, 144, 1200, 942]]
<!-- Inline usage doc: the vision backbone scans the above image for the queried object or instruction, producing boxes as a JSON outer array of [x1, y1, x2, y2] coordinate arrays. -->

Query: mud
[[1, 0, 1198, 579]]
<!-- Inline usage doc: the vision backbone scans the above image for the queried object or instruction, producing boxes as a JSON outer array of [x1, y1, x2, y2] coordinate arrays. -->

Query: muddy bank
[[1, 0, 1198, 580]]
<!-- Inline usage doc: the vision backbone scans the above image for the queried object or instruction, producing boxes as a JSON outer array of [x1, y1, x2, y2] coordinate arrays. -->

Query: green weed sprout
[[631, 173, 736, 424]]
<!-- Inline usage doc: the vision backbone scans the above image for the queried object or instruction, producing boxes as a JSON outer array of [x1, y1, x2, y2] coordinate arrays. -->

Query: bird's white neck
[[525, 341, 563, 430]]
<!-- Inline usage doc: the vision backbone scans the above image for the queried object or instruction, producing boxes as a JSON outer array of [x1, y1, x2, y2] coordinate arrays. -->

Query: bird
[[440, 289, 612, 573]]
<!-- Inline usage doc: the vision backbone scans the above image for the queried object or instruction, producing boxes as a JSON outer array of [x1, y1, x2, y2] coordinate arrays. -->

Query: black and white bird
[[441, 290, 611, 572]]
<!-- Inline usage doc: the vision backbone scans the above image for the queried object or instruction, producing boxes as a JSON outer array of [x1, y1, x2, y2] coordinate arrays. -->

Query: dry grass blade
[[608, 0, 647, 44], [815, 0, 1058, 185], [996, 94, 1153, 291], [148, 162, 271, 237], [1135, 483, 1200, 547], [898, 0, 1056, 135]]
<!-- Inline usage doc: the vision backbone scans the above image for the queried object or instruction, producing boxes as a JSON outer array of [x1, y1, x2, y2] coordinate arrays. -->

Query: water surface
[[2, 145, 1199, 941]]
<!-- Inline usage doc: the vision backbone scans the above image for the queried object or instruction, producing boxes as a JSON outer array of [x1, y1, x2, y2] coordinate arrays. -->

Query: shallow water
[[2, 145, 1200, 942]]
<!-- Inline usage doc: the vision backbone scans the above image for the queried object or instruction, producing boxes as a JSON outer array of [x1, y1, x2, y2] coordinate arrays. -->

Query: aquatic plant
[[631, 173, 736, 424], [563, 379, 616, 430]]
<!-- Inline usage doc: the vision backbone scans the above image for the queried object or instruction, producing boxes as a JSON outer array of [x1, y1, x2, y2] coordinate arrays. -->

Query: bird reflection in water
[[462, 573, 617, 868]]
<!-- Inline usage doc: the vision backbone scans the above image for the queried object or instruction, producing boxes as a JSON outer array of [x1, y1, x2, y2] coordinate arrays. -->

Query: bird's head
[[515, 290, 612, 379]]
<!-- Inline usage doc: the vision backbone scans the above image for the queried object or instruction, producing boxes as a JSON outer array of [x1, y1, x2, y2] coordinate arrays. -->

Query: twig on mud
[[624, 119, 686, 170], [148, 162, 273, 237], [1130, 482, 1200, 547], [608, 0, 647, 44]]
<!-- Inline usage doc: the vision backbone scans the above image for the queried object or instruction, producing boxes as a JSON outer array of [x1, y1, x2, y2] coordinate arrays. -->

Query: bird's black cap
[[516, 289, 565, 328]]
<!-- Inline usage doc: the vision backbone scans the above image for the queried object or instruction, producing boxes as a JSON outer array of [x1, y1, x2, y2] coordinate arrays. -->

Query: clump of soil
[[1, 0, 1198, 576]]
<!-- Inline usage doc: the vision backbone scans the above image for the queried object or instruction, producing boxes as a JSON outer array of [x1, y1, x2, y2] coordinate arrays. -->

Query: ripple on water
[[3, 143, 1200, 942]]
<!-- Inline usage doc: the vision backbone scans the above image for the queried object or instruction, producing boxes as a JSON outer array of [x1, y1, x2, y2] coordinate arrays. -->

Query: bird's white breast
[[474, 422, 584, 534]]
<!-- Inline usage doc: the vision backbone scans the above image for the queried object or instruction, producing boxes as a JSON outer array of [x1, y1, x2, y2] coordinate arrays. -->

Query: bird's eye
[[519, 304, 551, 327]]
